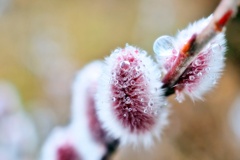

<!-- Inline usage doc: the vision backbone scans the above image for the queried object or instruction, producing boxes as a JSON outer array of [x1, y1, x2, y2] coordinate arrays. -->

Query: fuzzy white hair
[[96, 45, 169, 147], [154, 15, 226, 101], [41, 61, 107, 160], [71, 60, 104, 122], [176, 15, 226, 101], [40, 123, 106, 160]]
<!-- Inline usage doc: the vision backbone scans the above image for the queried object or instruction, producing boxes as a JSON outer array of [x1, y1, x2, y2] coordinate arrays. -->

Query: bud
[[0, 81, 38, 159], [71, 61, 106, 144], [40, 123, 106, 160], [154, 16, 226, 102], [40, 126, 81, 160], [41, 61, 114, 160], [96, 44, 168, 146]]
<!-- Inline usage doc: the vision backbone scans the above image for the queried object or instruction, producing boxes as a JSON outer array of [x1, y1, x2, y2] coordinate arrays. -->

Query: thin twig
[[101, 139, 120, 160], [162, 0, 239, 94]]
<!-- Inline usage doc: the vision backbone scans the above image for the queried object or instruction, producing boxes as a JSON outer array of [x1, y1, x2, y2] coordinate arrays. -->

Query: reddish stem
[[162, 34, 197, 86], [162, 0, 238, 94], [215, 9, 233, 31]]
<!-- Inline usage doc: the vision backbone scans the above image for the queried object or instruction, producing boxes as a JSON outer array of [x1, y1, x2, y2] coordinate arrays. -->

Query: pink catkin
[[96, 45, 168, 146], [154, 16, 226, 101], [86, 85, 106, 143], [175, 51, 210, 92], [111, 51, 155, 133], [57, 144, 81, 160]]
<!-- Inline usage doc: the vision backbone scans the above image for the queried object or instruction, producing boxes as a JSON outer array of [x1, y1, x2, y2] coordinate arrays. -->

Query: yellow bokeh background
[[0, 0, 240, 159]]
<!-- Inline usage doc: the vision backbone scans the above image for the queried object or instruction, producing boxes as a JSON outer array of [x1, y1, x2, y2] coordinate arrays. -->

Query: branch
[[162, 0, 239, 94], [101, 139, 120, 160]]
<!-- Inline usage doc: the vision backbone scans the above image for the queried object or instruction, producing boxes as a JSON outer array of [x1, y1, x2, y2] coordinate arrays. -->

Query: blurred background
[[0, 0, 240, 159]]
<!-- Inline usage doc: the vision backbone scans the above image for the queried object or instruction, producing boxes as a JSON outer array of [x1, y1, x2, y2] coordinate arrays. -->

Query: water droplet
[[194, 59, 201, 66], [140, 98, 144, 102], [153, 35, 175, 55], [125, 97, 131, 104], [189, 75, 195, 81], [112, 97, 116, 102], [197, 72, 202, 77], [122, 76, 128, 82], [123, 113, 127, 117], [135, 66, 141, 71], [144, 108, 148, 113], [111, 72, 116, 77], [120, 61, 130, 70], [148, 101, 154, 107], [113, 80, 118, 85], [130, 80, 135, 85], [128, 108, 132, 112], [193, 68, 200, 74], [134, 71, 140, 78]]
